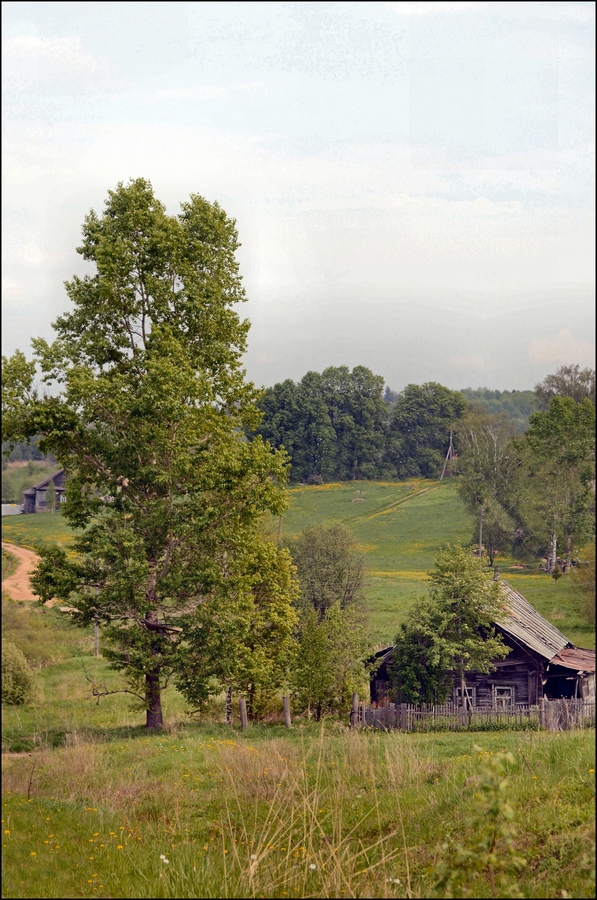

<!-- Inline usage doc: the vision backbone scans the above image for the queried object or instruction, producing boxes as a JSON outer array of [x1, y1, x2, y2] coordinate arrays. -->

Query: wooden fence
[[355, 698, 595, 732]]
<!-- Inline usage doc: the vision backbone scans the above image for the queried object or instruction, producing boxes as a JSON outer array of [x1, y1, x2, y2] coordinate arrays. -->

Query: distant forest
[[254, 367, 541, 483]]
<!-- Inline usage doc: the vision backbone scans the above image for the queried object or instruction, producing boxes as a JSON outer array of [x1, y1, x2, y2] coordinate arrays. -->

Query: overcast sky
[[3, 1, 595, 392]]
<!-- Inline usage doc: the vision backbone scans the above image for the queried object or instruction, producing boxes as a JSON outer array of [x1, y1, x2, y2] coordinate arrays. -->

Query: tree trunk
[[225, 686, 232, 724], [565, 530, 573, 573], [478, 507, 484, 558], [549, 532, 557, 572], [145, 668, 163, 729]]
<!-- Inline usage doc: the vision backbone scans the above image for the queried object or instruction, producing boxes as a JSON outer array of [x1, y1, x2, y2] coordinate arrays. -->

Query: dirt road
[[2, 542, 40, 602]]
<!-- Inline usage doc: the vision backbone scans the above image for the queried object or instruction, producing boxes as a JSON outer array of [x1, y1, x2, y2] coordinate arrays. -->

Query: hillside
[[3, 479, 593, 649], [280, 480, 594, 648]]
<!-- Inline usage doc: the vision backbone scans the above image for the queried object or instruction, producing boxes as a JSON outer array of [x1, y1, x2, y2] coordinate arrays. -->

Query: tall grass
[[2, 725, 595, 898]]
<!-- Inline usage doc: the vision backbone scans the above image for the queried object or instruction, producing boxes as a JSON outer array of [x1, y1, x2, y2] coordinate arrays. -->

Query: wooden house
[[371, 579, 595, 707], [22, 469, 66, 514]]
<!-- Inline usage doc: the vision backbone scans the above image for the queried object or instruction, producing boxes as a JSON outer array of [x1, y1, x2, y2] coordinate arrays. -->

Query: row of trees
[[256, 373, 467, 481], [457, 379, 595, 570], [255, 367, 594, 484]]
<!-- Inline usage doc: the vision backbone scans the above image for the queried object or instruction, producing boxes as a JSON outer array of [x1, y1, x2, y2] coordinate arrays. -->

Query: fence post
[[239, 698, 248, 731], [350, 693, 359, 729], [225, 686, 232, 725], [283, 696, 292, 729], [400, 703, 407, 731], [539, 697, 546, 729]]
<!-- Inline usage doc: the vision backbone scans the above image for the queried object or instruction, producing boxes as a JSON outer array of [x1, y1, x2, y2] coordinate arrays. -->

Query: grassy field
[[2, 718, 595, 899], [2, 484, 595, 898], [280, 480, 593, 649], [2, 479, 594, 648]]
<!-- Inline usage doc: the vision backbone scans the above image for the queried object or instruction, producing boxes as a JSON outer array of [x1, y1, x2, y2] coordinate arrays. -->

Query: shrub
[[2, 639, 34, 705]]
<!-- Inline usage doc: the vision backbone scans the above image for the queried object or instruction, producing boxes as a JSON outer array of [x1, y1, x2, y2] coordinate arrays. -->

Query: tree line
[[253, 371, 578, 483], [255, 371, 468, 481]]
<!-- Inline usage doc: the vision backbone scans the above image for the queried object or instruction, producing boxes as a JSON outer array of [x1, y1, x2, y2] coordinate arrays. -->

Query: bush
[[2, 639, 34, 705]]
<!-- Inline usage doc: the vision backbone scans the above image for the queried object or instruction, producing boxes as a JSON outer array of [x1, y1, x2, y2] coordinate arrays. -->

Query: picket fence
[[354, 698, 595, 732]]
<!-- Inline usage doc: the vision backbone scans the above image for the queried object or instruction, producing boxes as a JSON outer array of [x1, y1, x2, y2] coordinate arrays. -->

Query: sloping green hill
[[282, 479, 474, 643], [281, 479, 594, 649], [3, 479, 593, 649]]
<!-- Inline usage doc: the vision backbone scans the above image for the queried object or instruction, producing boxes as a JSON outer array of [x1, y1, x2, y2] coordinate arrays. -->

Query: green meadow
[[2, 482, 596, 898], [280, 480, 593, 649], [3, 478, 593, 649]]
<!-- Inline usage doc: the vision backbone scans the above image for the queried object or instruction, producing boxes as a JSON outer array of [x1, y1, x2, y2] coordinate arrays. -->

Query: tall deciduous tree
[[2, 178, 297, 729], [456, 410, 517, 563], [516, 396, 595, 570], [289, 523, 365, 617], [387, 383, 467, 479], [534, 364, 595, 409], [391, 545, 508, 709]]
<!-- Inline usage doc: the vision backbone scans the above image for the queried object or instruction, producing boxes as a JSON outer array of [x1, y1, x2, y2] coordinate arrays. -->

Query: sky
[[2, 1, 595, 393]]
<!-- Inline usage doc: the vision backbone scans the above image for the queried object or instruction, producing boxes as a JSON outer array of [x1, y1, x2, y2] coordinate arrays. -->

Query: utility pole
[[440, 431, 454, 481]]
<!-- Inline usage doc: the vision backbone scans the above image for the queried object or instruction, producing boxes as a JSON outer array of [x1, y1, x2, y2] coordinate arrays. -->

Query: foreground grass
[[2, 726, 595, 899]]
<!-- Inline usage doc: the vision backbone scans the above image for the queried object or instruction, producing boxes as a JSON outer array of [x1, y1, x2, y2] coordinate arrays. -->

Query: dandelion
[[309, 863, 317, 870], [31, 852, 36, 856], [160, 854, 170, 864], [117, 845, 123, 850]]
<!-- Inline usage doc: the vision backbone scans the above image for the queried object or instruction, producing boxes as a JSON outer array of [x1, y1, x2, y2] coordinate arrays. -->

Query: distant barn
[[372, 579, 596, 706], [22, 469, 66, 514]]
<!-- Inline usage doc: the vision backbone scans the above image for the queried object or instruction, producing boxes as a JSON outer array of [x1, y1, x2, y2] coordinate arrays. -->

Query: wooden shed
[[22, 469, 66, 514], [371, 579, 596, 706]]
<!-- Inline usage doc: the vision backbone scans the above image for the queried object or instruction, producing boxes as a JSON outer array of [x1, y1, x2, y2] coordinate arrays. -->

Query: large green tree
[[456, 410, 518, 564], [387, 383, 467, 479], [256, 365, 388, 481], [2, 178, 297, 728], [515, 396, 595, 570], [534, 364, 595, 409], [391, 545, 508, 709], [289, 523, 365, 617]]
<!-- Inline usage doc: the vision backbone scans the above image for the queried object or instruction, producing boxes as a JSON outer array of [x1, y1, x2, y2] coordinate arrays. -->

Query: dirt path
[[2, 542, 40, 602]]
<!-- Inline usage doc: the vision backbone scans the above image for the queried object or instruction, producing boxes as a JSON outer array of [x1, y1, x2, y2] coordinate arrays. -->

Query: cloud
[[3, 34, 115, 93], [152, 83, 268, 102], [384, 1, 594, 21], [528, 329, 595, 366]]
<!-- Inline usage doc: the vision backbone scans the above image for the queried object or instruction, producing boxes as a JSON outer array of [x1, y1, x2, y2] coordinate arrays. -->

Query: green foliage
[[456, 409, 518, 564], [433, 748, 526, 898], [514, 396, 595, 567], [176, 538, 299, 719], [289, 522, 365, 617], [391, 600, 455, 704], [391, 545, 509, 706], [388, 383, 468, 479], [571, 543, 596, 625], [292, 602, 372, 718], [460, 388, 538, 434], [2, 178, 296, 728], [534, 363, 596, 409], [2, 638, 35, 705], [257, 365, 388, 481]]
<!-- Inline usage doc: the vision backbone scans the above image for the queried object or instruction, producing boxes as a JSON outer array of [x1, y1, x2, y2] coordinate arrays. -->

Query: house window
[[59, 493, 67, 503], [493, 685, 515, 708], [454, 685, 477, 706]]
